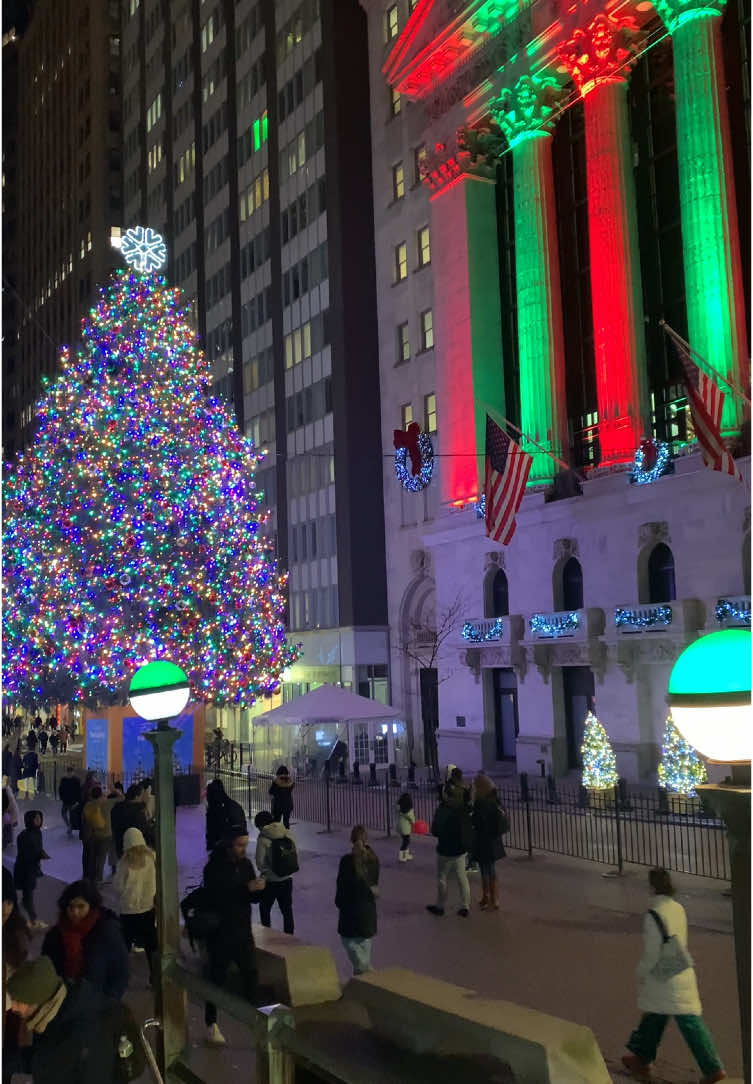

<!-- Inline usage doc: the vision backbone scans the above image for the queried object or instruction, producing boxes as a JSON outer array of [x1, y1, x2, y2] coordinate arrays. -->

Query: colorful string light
[[657, 714, 707, 797], [3, 269, 299, 708], [580, 710, 618, 789]]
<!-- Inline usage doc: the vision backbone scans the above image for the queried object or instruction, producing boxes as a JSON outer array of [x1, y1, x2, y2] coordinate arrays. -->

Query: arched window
[[562, 557, 583, 611], [648, 543, 676, 603], [491, 569, 509, 617]]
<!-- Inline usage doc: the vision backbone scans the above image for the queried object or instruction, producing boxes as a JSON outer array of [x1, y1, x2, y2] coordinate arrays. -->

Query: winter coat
[[430, 800, 473, 857], [22, 979, 122, 1084], [471, 795, 506, 864], [269, 776, 295, 818], [113, 851, 156, 914], [2, 746, 13, 776], [42, 907, 129, 1000], [81, 796, 111, 841], [335, 847, 379, 939], [58, 775, 82, 807], [202, 848, 263, 935], [25, 730, 38, 751], [255, 820, 296, 882], [13, 811, 48, 891], [4, 784, 19, 827], [21, 751, 38, 780], [396, 806, 415, 838], [111, 799, 152, 858], [205, 795, 248, 851], [635, 895, 702, 1016]]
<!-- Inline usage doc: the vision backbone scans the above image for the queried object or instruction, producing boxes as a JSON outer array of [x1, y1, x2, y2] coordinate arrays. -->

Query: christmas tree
[[3, 264, 298, 708], [580, 709, 618, 789], [657, 714, 707, 796]]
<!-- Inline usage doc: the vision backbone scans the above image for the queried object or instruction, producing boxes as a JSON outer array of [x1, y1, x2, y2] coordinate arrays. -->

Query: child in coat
[[396, 792, 415, 862], [113, 826, 157, 987], [14, 809, 50, 929]]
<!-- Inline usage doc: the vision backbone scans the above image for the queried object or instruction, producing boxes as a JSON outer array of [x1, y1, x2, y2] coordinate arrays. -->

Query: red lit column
[[559, 13, 649, 465]]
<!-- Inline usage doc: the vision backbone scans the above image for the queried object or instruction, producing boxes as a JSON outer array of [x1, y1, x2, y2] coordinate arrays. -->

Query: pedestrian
[[140, 777, 156, 824], [202, 828, 266, 1045], [80, 770, 97, 808], [12, 739, 23, 792], [622, 868, 727, 1083], [396, 792, 415, 862], [471, 772, 507, 911], [111, 783, 152, 859], [14, 809, 51, 930], [49, 730, 59, 756], [41, 878, 129, 999], [38, 727, 48, 755], [2, 742, 14, 779], [81, 785, 112, 883], [104, 784, 125, 878], [26, 724, 38, 752], [3, 776, 20, 849], [18, 746, 39, 800], [269, 764, 295, 829], [254, 810, 297, 935], [425, 779, 473, 918], [335, 825, 380, 976], [58, 765, 82, 835], [113, 827, 157, 987], [3, 864, 31, 1080], [205, 777, 247, 852]]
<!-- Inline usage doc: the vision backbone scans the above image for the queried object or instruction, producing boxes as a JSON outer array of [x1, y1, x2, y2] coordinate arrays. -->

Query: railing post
[[254, 1004, 296, 1084], [247, 764, 252, 817], [384, 774, 391, 837], [324, 763, 332, 833], [520, 772, 533, 859], [613, 783, 624, 875]]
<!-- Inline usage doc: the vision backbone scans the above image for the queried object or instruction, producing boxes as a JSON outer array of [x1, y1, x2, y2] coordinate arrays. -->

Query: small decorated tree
[[580, 709, 618, 790], [657, 714, 707, 797]]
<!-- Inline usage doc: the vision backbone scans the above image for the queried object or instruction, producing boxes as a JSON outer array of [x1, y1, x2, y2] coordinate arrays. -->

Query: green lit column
[[492, 76, 568, 484], [656, 0, 749, 436]]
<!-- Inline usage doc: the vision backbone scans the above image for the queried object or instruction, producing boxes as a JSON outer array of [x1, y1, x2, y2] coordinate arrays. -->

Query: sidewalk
[[7, 794, 742, 1082]]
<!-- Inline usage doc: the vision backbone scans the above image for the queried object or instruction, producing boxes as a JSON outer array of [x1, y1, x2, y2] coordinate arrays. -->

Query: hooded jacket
[[58, 774, 82, 807], [269, 775, 295, 816], [335, 845, 379, 939], [202, 846, 263, 934], [255, 820, 296, 882], [205, 779, 248, 851], [113, 830, 156, 914], [14, 810, 48, 890], [111, 798, 151, 858], [635, 895, 702, 1015]]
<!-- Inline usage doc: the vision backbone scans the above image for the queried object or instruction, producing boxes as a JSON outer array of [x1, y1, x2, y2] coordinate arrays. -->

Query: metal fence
[[211, 766, 731, 881]]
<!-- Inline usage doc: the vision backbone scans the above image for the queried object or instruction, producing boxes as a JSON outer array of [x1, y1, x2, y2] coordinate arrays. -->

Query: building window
[[424, 392, 437, 433], [394, 241, 407, 282], [397, 322, 410, 363], [417, 226, 431, 267], [384, 4, 399, 41], [562, 557, 584, 611], [420, 309, 433, 351], [392, 161, 404, 201], [389, 86, 401, 117], [401, 402, 413, 429], [414, 144, 426, 184], [648, 543, 676, 604]]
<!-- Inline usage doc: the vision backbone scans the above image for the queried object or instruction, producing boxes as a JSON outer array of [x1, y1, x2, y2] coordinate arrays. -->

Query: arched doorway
[[562, 557, 583, 611], [648, 543, 676, 603]]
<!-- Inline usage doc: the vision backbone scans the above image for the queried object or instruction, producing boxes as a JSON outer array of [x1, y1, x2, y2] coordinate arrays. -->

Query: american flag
[[670, 336, 742, 482], [484, 415, 532, 544]]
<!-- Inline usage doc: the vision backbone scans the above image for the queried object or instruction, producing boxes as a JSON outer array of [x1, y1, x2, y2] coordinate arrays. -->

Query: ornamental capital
[[558, 12, 642, 96], [490, 75, 566, 146], [420, 129, 501, 192], [652, 0, 726, 32]]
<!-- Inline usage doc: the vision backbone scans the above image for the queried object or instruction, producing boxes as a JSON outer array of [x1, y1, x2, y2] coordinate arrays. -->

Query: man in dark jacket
[[58, 767, 82, 835], [426, 789, 472, 918], [110, 783, 152, 858], [205, 777, 247, 852], [202, 829, 265, 1045]]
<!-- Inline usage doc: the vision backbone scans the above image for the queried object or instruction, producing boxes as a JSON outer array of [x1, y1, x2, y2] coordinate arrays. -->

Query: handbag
[[648, 909, 694, 980]]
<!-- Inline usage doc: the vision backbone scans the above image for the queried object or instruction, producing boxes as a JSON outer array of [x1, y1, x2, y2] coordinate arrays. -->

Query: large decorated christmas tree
[[3, 252, 297, 708], [657, 714, 707, 797], [580, 709, 618, 789]]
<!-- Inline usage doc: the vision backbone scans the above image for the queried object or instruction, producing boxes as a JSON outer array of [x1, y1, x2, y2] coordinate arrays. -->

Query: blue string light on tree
[[393, 422, 434, 492], [629, 438, 673, 485]]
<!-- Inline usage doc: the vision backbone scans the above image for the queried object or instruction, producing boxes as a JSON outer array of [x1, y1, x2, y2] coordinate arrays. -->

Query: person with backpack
[[254, 810, 298, 935], [335, 825, 380, 976], [269, 765, 295, 828], [58, 766, 81, 836], [205, 777, 248, 852], [41, 879, 129, 1000], [396, 792, 415, 862], [621, 867, 726, 1082], [14, 809, 51, 930], [425, 782, 473, 918], [18, 747, 39, 800], [113, 827, 157, 987], [471, 772, 507, 911], [80, 785, 111, 883]]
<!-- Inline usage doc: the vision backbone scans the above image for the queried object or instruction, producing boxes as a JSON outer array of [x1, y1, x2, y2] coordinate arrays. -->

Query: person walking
[[269, 765, 295, 828], [202, 828, 265, 1045], [18, 747, 39, 800], [2, 743, 14, 780], [113, 827, 157, 987], [26, 725, 38, 753], [3, 778, 20, 850], [335, 825, 380, 975], [205, 777, 248, 852], [38, 727, 48, 756], [426, 783, 473, 918], [396, 792, 415, 862], [49, 730, 59, 756], [111, 783, 151, 859], [14, 809, 51, 930], [80, 785, 111, 883], [41, 879, 129, 999], [80, 771, 97, 808], [621, 867, 726, 1083], [140, 777, 156, 825], [254, 810, 297, 934], [471, 772, 506, 911], [58, 765, 82, 836]]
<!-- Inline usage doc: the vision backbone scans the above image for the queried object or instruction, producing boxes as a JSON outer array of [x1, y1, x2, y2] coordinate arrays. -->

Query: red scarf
[[59, 907, 100, 980]]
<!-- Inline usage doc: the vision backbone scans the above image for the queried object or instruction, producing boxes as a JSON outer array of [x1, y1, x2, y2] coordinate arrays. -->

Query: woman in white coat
[[622, 867, 726, 1083]]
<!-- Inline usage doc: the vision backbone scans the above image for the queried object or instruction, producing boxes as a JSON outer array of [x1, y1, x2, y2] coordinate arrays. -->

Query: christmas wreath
[[393, 422, 434, 492], [629, 438, 673, 485]]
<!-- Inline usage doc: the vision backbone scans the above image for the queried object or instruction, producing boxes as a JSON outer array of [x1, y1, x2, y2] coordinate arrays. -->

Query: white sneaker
[[131, 945, 146, 953], [30, 919, 49, 931], [398, 851, 407, 862], [206, 1023, 226, 1046], [405, 851, 414, 861]]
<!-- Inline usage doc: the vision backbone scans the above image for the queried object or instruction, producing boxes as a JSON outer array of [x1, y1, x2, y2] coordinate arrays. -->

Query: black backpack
[[180, 884, 220, 950], [270, 835, 299, 878]]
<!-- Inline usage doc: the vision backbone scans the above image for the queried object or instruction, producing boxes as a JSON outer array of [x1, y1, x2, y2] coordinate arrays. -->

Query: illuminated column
[[559, 13, 649, 465], [423, 143, 506, 504], [655, 0, 749, 435], [493, 76, 568, 484]]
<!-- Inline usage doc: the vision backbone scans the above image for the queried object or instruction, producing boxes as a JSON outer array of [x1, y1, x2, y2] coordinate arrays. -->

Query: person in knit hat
[[113, 826, 157, 986]]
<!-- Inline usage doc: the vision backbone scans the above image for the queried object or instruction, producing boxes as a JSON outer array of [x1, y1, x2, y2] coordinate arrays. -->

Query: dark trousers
[[627, 1013, 724, 1076], [400, 834, 410, 851], [274, 809, 291, 829], [83, 837, 109, 882], [121, 909, 158, 985], [21, 885, 37, 922], [259, 878, 294, 935], [204, 935, 257, 1026]]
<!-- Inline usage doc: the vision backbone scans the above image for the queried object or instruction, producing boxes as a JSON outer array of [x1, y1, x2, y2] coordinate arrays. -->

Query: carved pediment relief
[[553, 537, 579, 563], [638, 521, 670, 549]]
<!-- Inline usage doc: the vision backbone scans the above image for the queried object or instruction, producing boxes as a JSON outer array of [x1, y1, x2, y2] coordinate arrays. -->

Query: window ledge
[[415, 346, 434, 357], [394, 356, 411, 368], [413, 262, 431, 274]]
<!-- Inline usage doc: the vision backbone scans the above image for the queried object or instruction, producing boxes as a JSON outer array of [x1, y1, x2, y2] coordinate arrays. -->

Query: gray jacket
[[255, 821, 296, 882]]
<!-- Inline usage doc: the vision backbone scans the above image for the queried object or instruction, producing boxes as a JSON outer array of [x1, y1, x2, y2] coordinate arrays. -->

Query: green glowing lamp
[[668, 629, 751, 763], [129, 660, 190, 723]]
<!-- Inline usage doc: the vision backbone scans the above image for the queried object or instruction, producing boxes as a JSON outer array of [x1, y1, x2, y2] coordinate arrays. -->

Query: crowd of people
[[1, 754, 728, 1083]]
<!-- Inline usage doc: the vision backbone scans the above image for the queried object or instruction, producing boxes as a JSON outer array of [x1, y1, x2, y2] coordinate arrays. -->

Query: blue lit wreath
[[629, 439, 673, 485], [394, 426, 434, 492]]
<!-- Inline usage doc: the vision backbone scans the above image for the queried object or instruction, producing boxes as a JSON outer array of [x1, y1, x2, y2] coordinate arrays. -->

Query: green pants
[[627, 1013, 723, 1076]]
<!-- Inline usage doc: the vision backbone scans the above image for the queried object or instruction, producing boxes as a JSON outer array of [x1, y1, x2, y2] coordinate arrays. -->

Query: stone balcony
[[459, 615, 524, 646], [710, 594, 751, 629], [524, 607, 605, 644], [610, 598, 705, 639]]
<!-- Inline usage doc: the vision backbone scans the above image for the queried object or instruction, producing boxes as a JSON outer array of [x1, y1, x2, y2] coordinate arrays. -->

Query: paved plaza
[[8, 794, 742, 1082]]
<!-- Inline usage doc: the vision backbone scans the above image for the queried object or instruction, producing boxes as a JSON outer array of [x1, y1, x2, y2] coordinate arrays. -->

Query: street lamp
[[128, 659, 190, 729], [668, 628, 751, 1084]]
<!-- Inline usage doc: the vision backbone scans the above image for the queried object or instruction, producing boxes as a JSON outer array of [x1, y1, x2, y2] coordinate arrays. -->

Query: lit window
[[255, 176, 262, 206], [414, 144, 427, 184], [240, 193, 247, 221], [397, 322, 410, 363], [285, 334, 293, 369], [417, 226, 430, 267], [294, 328, 302, 364], [297, 132, 306, 167], [263, 168, 269, 200], [394, 241, 407, 282], [390, 86, 401, 117], [424, 392, 437, 433], [401, 402, 413, 429], [420, 309, 433, 351], [384, 4, 399, 41], [302, 321, 311, 358], [392, 162, 404, 201]]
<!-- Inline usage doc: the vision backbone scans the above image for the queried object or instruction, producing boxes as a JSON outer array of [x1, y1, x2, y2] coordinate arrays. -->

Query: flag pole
[[481, 401, 581, 479], [660, 321, 751, 407]]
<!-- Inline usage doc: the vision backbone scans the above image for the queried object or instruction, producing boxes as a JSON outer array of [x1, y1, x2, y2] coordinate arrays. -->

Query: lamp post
[[668, 628, 751, 1084], [128, 660, 190, 1073]]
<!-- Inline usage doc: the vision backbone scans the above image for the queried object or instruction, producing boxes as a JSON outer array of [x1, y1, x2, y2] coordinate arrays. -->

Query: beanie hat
[[122, 826, 147, 852], [7, 957, 62, 1006]]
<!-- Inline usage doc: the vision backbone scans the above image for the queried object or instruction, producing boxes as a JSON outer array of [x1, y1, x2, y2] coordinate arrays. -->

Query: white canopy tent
[[254, 683, 401, 726]]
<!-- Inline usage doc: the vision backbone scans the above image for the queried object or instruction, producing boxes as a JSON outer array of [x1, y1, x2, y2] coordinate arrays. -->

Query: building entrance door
[[562, 667, 594, 770], [492, 668, 518, 761]]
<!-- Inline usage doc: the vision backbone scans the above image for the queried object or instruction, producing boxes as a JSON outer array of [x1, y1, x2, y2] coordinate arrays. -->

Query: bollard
[[546, 773, 558, 805], [352, 760, 361, 784], [520, 773, 533, 859], [368, 763, 377, 787], [338, 757, 346, 782], [384, 775, 391, 837], [617, 776, 632, 812], [388, 763, 398, 787], [408, 760, 416, 785], [324, 765, 332, 832], [657, 785, 669, 814], [613, 783, 624, 874]]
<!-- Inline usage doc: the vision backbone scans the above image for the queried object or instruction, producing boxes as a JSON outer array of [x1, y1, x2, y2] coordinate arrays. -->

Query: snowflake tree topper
[[121, 226, 167, 273]]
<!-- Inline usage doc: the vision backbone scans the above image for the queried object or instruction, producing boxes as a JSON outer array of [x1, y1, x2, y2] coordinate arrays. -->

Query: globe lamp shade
[[129, 660, 190, 722], [667, 629, 751, 763]]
